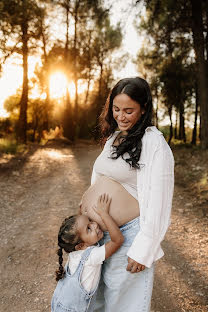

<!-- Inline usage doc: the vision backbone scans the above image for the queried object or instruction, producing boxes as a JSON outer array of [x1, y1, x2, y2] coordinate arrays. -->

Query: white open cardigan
[[91, 126, 174, 268]]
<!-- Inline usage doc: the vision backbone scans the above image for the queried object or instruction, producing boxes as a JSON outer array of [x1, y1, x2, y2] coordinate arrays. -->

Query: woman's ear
[[75, 242, 86, 250], [142, 103, 147, 114]]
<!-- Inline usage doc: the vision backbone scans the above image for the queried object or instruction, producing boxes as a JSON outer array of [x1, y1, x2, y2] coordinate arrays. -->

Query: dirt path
[[0, 141, 207, 312]]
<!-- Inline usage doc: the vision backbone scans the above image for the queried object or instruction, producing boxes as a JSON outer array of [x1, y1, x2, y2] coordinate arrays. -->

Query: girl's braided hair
[[55, 215, 80, 281]]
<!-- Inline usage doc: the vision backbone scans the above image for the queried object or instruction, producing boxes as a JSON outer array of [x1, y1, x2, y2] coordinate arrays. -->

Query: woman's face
[[112, 94, 144, 132]]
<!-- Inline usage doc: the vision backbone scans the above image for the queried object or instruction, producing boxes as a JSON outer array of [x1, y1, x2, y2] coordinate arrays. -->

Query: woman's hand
[[126, 257, 145, 273], [93, 193, 111, 216]]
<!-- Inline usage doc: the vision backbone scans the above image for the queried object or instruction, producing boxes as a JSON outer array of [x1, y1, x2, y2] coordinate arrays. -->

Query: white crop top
[[93, 132, 138, 200]]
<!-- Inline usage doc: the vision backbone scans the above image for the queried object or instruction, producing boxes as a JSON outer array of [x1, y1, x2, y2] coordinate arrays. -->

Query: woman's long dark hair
[[99, 77, 153, 169]]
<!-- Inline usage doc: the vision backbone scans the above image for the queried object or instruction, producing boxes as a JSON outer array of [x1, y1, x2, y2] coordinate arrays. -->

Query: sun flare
[[49, 72, 77, 99], [49, 72, 67, 98], [0, 67, 92, 118], [49, 72, 89, 100], [68, 81, 76, 98]]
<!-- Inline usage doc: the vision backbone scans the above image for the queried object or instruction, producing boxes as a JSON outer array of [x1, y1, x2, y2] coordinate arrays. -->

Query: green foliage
[[0, 118, 13, 137], [0, 137, 25, 154], [4, 89, 22, 121], [158, 125, 170, 139], [0, 0, 43, 61], [3, 90, 50, 141], [135, 0, 205, 144]]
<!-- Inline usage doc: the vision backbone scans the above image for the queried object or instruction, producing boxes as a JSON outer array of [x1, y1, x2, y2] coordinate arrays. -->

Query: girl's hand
[[126, 257, 145, 273], [93, 193, 112, 216]]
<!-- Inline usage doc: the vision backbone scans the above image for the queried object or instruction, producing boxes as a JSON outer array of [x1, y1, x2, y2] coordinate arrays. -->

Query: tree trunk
[[32, 115, 38, 142], [174, 110, 178, 139], [205, 0, 208, 63], [199, 110, 202, 140], [17, 19, 28, 144], [63, 89, 75, 141], [191, 0, 208, 149], [167, 27, 174, 145], [168, 105, 173, 145], [73, 1, 80, 124], [41, 19, 50, 131], [85, 31, 93, 106], [93, 62, 104, 140], [191, 83, 199, 145], [85, 76, 91, 106], [178, 101, 186, 142], [97, 62, 103, 120], [62, 1, 75, 141], [44, 85, 50, 131], [155, 87, 159, 128]]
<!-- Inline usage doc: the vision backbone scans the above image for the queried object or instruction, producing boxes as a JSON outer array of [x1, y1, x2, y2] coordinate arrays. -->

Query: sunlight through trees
[[0, 0, 207, 148]]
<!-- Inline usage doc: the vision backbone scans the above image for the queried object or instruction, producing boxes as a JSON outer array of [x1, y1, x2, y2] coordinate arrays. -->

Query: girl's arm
[[93, 194, 124, 259]]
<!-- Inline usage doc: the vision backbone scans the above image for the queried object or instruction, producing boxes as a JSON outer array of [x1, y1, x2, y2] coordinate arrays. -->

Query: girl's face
[[112, 93, 144, 132], [76, 215, 103, 246]]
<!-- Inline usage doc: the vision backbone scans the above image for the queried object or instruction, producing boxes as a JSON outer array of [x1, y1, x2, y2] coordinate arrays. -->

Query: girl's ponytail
[[55, 215, 79, 281], [56, 247, 65, 281]]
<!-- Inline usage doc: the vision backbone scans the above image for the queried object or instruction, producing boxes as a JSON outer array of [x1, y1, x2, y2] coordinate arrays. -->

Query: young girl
[[51, 194, 124, 312]]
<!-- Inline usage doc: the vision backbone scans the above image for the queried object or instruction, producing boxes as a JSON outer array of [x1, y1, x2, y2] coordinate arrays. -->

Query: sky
[[0, 0, 143, 118], [107, 0, 144, 79]]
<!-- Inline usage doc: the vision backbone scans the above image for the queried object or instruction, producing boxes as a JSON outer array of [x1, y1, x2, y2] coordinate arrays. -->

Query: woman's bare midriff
[[80, 176, 140, 231]]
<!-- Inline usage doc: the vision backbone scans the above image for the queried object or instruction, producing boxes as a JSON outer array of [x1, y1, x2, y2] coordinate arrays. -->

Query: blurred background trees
[[0, 0, 43, 143], [0, 0, 207, 148], [135, 0, 208, 148]]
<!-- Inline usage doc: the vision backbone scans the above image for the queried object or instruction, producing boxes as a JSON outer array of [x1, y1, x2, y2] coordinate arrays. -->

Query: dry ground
[[0, 139, 207, 312]]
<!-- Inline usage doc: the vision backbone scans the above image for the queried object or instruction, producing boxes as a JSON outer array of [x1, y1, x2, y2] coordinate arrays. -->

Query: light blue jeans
[[94, 217, 155, 312]]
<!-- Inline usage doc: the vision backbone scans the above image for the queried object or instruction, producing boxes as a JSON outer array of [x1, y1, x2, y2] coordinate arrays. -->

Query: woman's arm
[[127, 134, 174, 268]]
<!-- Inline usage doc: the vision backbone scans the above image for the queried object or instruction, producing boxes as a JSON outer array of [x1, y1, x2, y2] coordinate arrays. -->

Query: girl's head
[[100, 77, 153, 137], [56, 215, 103, 281], [99, 77, 153, 169]]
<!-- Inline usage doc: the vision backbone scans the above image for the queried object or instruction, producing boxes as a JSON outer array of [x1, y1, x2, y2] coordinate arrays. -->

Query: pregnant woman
[[81, 77, 174, 311]]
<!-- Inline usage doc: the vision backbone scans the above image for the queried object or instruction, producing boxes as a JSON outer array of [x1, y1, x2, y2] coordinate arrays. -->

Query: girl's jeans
[[94, 217, 155, 312]]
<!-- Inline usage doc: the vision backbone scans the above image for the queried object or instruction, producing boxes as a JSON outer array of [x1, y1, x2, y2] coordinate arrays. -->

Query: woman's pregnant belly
[[80, 176, 140, 231]]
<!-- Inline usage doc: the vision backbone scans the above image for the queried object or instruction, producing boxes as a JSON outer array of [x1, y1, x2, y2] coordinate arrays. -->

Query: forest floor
[[0, 139, 208, 312]]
